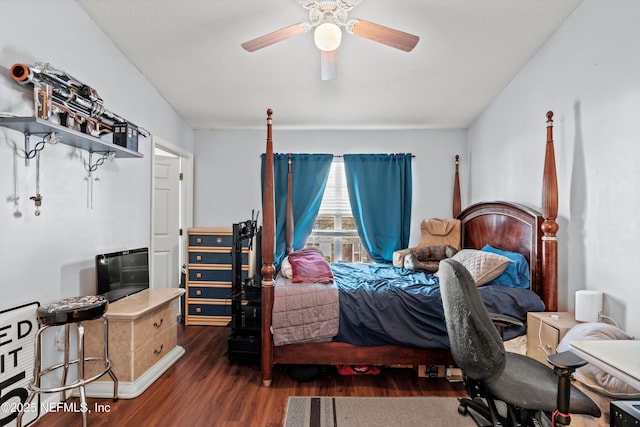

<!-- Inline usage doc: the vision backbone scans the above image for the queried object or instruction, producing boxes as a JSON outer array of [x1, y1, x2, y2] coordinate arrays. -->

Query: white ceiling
[[76, 0, 581, 130]]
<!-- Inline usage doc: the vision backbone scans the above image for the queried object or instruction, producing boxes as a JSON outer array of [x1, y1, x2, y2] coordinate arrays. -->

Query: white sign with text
[[0, 302, 39, 427]]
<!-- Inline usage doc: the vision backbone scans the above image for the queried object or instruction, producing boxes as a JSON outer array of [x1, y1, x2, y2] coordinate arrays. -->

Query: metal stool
[[17, 295, 118, 427]]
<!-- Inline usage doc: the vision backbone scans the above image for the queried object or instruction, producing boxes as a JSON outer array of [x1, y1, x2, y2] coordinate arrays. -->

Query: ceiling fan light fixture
[[314, 22, 342, 51]]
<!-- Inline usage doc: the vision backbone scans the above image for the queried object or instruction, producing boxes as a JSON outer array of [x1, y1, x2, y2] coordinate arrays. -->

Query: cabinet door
[[526, 314, 560, 365], [539, 322, 560, 355]]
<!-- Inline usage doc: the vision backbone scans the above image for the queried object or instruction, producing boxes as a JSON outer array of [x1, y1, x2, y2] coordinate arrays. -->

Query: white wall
[[5, 0, 631, 351], [0, 1, 193, 313], [468, 0, 640, 337], [194, 128, 467, 247]]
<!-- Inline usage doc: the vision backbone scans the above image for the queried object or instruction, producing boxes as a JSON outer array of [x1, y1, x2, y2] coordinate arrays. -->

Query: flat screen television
[[96, 247, 149, 302]]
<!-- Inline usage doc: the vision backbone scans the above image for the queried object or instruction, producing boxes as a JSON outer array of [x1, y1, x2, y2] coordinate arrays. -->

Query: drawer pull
[[153, 344, 164, 355], [196, 307, 202, 313], [196, 272, 202, 279], [196, 237, 202, 244], [216, 237, 223, 243], [196, 255, 202, 261], [153, 318, 163, 328], [196, 290, 202, 296]]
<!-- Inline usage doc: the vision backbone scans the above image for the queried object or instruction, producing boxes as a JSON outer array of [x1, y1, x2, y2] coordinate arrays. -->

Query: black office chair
[[439, 259, 601, 426]]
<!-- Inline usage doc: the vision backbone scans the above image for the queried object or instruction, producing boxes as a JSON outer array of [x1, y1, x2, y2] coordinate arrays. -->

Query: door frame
[[150, 136, 194, 288]]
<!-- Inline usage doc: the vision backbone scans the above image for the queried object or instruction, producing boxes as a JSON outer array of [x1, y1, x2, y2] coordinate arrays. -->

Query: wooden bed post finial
[[261, 107, 275, 386], [541, 110, 558, 311], [453, 155, 461, 217]]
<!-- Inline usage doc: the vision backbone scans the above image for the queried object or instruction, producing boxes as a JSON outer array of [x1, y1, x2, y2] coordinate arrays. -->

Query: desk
[[569, 340, 640, 391]]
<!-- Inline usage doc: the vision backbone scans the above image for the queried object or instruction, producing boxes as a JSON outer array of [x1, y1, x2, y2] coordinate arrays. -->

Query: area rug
[[284, 396, 477, 427]]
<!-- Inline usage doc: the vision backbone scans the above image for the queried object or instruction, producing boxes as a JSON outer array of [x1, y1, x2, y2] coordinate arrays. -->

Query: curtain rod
[[332, 154, 415, 158], [260, 153, 417, 158]]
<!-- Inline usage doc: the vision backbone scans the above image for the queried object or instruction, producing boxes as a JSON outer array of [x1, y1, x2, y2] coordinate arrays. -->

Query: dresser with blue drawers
[[186, 227, 249, 326]]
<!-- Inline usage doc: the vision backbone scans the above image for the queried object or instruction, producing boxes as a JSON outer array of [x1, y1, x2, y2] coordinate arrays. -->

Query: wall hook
[[30, 193, 42, 216]]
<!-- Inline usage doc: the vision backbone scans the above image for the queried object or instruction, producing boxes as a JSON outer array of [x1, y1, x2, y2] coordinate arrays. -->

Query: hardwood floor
[[33, 325, 466, 426]]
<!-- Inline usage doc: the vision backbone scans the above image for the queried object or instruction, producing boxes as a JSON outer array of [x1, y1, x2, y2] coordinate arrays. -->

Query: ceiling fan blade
[[349, 19, 419, 52], [241, 23, 308, 52], [320, 49, 337, 81]]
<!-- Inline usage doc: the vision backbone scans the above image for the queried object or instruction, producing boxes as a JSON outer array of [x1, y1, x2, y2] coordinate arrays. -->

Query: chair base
[[457, 396, 549, 427]]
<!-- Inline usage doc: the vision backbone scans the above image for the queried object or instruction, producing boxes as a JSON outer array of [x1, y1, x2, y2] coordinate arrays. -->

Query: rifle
[[10, 62, 149, 140]]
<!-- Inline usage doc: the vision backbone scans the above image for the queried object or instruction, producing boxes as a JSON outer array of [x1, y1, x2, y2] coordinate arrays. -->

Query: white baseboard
[[71, 345, 185, 399]]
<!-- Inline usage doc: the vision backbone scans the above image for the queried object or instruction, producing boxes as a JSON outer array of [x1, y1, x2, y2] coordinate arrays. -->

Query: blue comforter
[[330, 262, 545, 349]]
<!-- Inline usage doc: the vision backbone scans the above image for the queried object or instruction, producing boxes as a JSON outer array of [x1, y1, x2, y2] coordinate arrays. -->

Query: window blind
[[318, 160, 351, 216]]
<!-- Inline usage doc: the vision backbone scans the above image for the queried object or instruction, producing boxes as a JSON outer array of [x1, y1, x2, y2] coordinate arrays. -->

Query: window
[[305, 160, 371, 263]]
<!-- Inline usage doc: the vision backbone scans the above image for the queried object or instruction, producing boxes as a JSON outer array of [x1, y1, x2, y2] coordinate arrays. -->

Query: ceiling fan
[[241, 0, 419, 80]]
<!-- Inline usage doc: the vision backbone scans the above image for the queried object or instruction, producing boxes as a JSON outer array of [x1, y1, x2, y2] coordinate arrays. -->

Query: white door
[[153, 153, 180, 288]]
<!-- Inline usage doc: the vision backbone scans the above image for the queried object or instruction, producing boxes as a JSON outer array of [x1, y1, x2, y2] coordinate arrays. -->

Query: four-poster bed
[[259, 109, 559, 386]]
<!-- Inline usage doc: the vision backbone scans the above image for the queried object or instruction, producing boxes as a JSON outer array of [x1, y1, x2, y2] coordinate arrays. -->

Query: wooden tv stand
[[82, 288, 185, 398]]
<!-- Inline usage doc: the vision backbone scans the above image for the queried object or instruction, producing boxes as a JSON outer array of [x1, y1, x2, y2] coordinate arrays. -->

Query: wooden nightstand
[[526, 311, 579, 366]]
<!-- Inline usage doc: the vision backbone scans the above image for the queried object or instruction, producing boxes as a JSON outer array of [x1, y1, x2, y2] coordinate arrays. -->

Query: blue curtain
[[343, 154, 412, 263], [262, 153, 333, 266]]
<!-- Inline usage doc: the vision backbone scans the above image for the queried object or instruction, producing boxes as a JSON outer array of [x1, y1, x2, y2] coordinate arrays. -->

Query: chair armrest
[[488, 312, 524, 329], [488, 312, 523, 339], [547, 351, 589, 426], [547, 351, 588, 371]]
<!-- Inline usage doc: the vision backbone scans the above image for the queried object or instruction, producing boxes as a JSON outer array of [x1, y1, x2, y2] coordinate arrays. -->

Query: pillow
[[280, 256, 293, 279], [557, 322, 640, 398], [481, 244, 531, 288], [448, 249, 510, 286], [287, 247, 334, 284]]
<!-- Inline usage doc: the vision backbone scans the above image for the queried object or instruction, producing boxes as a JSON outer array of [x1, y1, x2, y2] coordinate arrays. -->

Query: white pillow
[[280, 256, 293, 279], [449, 249, 510, 286], [557, 322, 640, 398]]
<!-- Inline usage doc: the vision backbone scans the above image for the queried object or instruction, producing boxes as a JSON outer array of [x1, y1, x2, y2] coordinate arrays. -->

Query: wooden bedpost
[[541, 111, 559, 312], [452, 155, 461, 217], [285, 154, 294, 254], [261, 108, 276, 386]]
